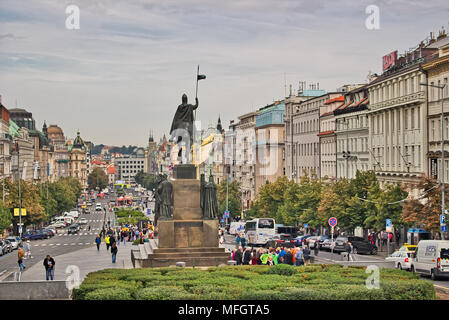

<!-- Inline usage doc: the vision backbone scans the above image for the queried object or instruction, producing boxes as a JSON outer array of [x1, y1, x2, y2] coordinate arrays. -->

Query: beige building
[[255, 101, 285, 195], [423, 34, 449, 181], [335, 86, 370, 180], [235, 112, 257, 210], [319, 95, 344, 179], [367, 45, 436, 193], [69, 132, 88, 188]]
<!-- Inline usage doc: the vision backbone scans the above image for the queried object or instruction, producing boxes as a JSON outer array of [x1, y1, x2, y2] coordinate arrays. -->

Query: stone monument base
[[139, 164, 227, 268]]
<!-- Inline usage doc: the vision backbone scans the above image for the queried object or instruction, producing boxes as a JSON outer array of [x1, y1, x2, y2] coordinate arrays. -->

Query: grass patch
[[72, 264, 436, 300]]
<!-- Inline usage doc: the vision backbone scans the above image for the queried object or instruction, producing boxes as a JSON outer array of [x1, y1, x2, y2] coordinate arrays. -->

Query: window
[[431, 120, 435, 141], [411, 108, 414, 129], [431, 82, 435, 100], [404, 109, 408, 130]]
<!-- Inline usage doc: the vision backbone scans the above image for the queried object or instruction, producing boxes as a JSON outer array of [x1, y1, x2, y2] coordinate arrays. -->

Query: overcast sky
[[0, 0, 448, 146]]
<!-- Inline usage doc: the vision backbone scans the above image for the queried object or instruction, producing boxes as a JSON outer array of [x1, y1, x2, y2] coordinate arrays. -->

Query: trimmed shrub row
[[72, 264, 435, 300]]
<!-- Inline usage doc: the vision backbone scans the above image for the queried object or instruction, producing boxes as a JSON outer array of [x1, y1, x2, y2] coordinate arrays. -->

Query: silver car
[[5, 237, 21, 250]]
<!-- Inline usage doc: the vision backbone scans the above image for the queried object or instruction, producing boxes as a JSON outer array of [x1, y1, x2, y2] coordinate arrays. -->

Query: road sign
[[442, 225, 448, 233], [386, 219, 393, 232], [14, 208, 27, 217], [223, 211, 230, 218], [328, 217, 337, 227], [304, 223, 309, 228], [441, 214, 446, 225], [18, 226, 22, 234]]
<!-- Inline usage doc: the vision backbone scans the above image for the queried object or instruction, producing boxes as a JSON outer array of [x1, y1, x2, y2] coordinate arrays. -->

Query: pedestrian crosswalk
[[33, 242, 94, 247], [56, 233, 93, 236]]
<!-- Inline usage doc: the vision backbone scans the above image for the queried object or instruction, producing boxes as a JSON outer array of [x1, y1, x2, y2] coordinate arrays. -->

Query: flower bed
[[72, 264, 435, 300]]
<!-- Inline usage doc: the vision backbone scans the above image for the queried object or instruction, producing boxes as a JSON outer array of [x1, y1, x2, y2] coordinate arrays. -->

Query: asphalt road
[[0, 195, 116, 276]]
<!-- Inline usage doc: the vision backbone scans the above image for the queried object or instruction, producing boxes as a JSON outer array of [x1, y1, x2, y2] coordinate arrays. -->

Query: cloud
[[0, 0, 448, 146]]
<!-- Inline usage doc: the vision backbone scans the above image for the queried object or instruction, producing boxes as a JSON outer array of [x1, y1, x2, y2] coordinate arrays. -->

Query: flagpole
[[195, 65, 199, 120]]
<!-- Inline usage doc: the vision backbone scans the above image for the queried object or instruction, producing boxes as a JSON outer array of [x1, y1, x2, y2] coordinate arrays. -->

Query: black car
[[333, 236, 377, 255], [68, 225, 78, 234], [265, 234, 296, 248], [41, 229, 53, 238]]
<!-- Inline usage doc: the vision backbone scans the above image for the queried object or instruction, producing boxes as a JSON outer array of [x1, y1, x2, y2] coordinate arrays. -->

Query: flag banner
[[197, 74, 206, 80]]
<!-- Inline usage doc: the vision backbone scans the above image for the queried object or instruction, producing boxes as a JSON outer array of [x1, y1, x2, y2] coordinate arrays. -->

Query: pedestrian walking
[[303, 246, 311, 266], [105, 235, 110, 251], [95, 235, 101, 251], [235, 233, 240, 249], [313, 241, 319, 256], [345, 241, 352, 261], [18, 246, 25, 271], [111, 243, 118, 263], [43, 255, 55, 281], [24, 240, 32, 259], [88, 225, 91, 232], [240, 233, 246, 250]]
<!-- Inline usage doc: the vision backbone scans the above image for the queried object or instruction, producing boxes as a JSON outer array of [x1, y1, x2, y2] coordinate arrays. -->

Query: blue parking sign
[[442, 225, 447, 233], [386, 219, 392, 227], [441, 214, 446, 225]]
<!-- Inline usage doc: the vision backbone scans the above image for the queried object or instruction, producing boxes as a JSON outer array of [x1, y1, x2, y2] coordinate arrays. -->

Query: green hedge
[[72, 265, 436, 300]]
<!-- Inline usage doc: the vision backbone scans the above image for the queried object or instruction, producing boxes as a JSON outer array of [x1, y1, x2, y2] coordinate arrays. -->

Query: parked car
[[292, 235, 311, 246], [265, 234, 296, 248], [320, 238, 336, 251], [333, 236, 377, 255], [5, 237, 22, 250], [42, 228, 55, 237], [0, 239, 12, 255], [410, 240, 449, 280], [21, 230, 46, 241], [316, 235, 331, 248], [385, 250, 413, 270]]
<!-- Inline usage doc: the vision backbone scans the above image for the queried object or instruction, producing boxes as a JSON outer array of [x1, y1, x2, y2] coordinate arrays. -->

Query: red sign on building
[[382, 51, 397, 71]]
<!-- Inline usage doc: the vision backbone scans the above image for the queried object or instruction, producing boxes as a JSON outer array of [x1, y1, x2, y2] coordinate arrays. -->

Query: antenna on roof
[[284, 73, 287, 97]]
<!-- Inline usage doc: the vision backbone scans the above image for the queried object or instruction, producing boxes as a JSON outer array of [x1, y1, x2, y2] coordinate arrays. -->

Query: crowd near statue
[[153, 174, 173, 226], [170, 93, 198, 163]]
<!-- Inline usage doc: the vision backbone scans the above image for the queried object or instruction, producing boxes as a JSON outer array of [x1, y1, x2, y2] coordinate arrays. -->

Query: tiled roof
[[324, 96, 344, 105]]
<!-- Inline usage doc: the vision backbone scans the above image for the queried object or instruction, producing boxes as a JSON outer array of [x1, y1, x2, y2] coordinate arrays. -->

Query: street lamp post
[[421, 82, 447, 239]]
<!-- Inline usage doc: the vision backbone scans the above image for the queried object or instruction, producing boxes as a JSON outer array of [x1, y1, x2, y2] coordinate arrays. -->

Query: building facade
[[334, 86, 370, 180], [319, 95, 344, 179], [255, 102, 285, 195]]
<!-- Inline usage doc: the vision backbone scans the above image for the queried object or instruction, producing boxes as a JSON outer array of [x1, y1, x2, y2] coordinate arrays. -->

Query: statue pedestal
[[145, 165, 228, 267]]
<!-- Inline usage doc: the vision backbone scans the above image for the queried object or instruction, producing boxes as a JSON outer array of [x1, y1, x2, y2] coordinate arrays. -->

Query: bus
[[245, 218, 276, 246]]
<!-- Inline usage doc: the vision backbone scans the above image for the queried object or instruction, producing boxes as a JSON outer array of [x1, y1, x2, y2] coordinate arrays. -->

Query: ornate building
[[69, 131, 88, 188]]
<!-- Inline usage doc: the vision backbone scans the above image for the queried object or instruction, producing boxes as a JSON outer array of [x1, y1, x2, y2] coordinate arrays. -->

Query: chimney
[[317, 83, 320, 90]]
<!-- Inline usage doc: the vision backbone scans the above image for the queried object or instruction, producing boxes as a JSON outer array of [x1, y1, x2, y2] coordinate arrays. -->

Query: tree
[[402, 175, 446, 232], [4, 178, 44, 231], [0, 201, 12, 232], [254, 176, 290, 218], [88, 167, 108, 191], [217, 180, 241, 218]]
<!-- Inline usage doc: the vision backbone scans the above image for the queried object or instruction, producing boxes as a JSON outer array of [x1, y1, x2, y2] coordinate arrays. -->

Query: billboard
[[382, 51, 397, 71]]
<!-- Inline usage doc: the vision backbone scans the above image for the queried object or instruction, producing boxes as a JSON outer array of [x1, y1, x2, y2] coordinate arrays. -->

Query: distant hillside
[[91, 144, 139, 155]]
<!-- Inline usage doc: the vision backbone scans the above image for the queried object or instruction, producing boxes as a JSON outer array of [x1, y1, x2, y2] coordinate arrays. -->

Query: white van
[[229, 222, 245, 235], [411, 240, 449, 280], [69, 210, 79, 218]]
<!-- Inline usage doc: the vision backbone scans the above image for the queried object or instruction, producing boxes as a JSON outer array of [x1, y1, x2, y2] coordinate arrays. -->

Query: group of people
[[17, 242, 55, 280], [231, 245, 315, 266], [95, 224, 156, 263]]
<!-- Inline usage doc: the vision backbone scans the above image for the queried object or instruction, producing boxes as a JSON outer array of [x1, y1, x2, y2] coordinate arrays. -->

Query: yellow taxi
[[398, 243, 417, 252]]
